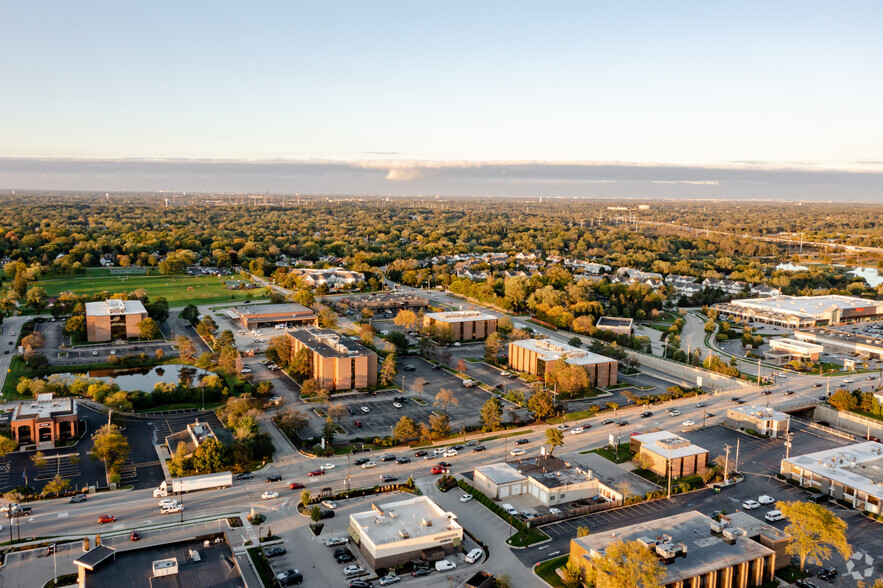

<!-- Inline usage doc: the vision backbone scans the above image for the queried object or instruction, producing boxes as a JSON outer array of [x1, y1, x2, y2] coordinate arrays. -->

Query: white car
[[443, 449, 458, 457], [361, 462, 377, 469], [464, 548, 484, 564], [379, 575, 401, 586], [158, 499, 178, 508], [764, 510, 785, 522], [758, 495, 775, 505], [360, 406, 370, 413], [261, 491, 279, 500], [682, 420, 695, 427], [240, 367, 252, 374], [570, 427, 585, 435], [510, 448, 526, 456], [844, 377, 854, 383], [549, 507, 562, 515], [669, 409, 680, 416], [343, 565, 365, 577], [393, 402, 402, 409], [459, 494, 473, 503], [320, 463, 335, 470], [322, 500, 339, 509], [742, 499, 761, 510], [555, 424, 570, 431], [325, 536, 348, 546], [435, 559, 457, 572]]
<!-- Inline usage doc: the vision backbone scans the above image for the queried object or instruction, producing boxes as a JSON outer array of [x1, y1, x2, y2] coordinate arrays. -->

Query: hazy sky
[[2, 2, 882, 196]]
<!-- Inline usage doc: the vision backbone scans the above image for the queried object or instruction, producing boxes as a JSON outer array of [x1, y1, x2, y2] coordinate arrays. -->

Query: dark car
[[265, 474, 282, 483], [414, 450, 428, 457], [812, 383, 823, 388], [130, 530, 141, 541], [818, 394, 829, 401], [616, 420, 629, 427], [816, 567, 838, 581], [412, 568, 431, 577], [336, 552, 356, 563], [784, 390, 795, 395], [760, 390, 772, 395], [640, 411, 653, 418], [735, 399, 746, 404], [437, 461, 451, 467], [381, 474, 397, 483], [515, 439, 529, 445], [354, 457, 371, 465], [396, 457, 411, 464], [601, 419, 615, 425], [348, 408, 356, 415], [472, 445, 486, 452], [495, 383, 505, 389], [452, 445, 463, 451], [730, 397, 741, 403], [333, 547, 351, 557], [432, 364, 443, 370], [795, 581, 820, 588], [277, 569, 303, 586], [265, 546, 287, 558], [382, 454, 397, 462], [69, 494, 87, 503], [349, 581, 374, 588], [809, 493, 830, 504], [320, 509, 335, 519], [237, 472, 253, 480]]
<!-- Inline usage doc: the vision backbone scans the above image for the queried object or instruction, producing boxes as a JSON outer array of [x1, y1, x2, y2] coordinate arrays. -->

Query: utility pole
[[703, 406, 707, 429], [784, 431, 794, 459], [667, 444, 673, 500], [734, 439, 740, 474], [723, 444, 732, 485]]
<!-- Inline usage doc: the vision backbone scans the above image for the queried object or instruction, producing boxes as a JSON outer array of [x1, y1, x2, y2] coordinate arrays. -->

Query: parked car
[[266, 474, 282, 482], [810, 493, 830, 504], [343, 565, 365, 577], [69, 494, 87, 503], [464, 548, 484, 564], [758, 495, 775, 505], [349, 581, 373, 588], [336, 552, 356, 563], [764, 510, 785, 522], [502, 504, 518, 516], [276, 569, 303, 586], [795, 580, 820, 588], [412, 568, 431, 577], [459, 494, 473, 503], [742, 499, 761, 510], [379, 575, 401, 585], [319, 509, 335, 519], [322, 500, 339, 509], [265, 546, 287, 558], [816, 567, 838, 581], [325, 537, 349, 547], [392, 402, 402, 409], [360, 406, 370, 413], [435, 560, 456, 572]]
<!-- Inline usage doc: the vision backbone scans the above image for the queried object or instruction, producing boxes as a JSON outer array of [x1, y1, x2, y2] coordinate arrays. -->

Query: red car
[[130, 530, 141, 541], [98, 515, 116, 524], [353, 421, 363, 428], [289, 482, 305, 489], [308, 470, 324, 477], [430, 465, 448, 475]]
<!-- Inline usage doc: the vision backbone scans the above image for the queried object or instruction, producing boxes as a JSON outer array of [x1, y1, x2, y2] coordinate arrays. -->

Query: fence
[[790, 414, 858, 441], [528, 497, 623, 527]]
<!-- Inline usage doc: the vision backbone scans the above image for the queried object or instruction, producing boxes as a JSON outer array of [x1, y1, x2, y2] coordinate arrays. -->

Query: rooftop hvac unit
[[722, 528, 744, 541], [388, 510, 398, 519], [710, 521, 728, 534], [399, 530, 410, 539], [421, 518, 433, 527], [636, 536, 657, 548], [655, 542, 685, 559], [589, 548, 605, 559]]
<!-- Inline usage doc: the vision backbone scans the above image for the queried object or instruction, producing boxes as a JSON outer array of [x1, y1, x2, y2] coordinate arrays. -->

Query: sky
[[1, 1, 882, 198]]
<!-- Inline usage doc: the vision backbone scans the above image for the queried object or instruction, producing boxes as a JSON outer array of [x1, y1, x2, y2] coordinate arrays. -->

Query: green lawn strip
[[534, 554, 569, 588], [1, 356, 33, 399], [246, 546, 277, 586], [506, 526, 549, 547], [588, 443, 631, 462], [137, 402, 224, 412]]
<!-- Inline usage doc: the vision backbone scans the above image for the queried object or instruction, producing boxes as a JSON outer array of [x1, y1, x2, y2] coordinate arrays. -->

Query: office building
[[85, 299, 149, 342], [423, 310, 497, 341], [726, 405, 790, 439], [766, 338, 823, 364], [508, 339, 618, 387], [288, 327, 377, 391], [629, 431, 709, 478], [595, 316, 634, 336], [10, 393, 78, 449], [226, 303, 318, 330]]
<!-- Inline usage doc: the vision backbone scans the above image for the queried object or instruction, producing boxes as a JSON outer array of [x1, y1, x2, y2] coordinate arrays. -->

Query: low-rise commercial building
[[85, 299, 149, 342], [289, 267, 364, 289], [726, 405, 790, 439], [11, 393, 78, 449], [288, 327, 377, 391], [595, 316, 633, 336], [714, 295, 883, 328], [780, 441, 883, 514], [227, 303, 318, 329], [349, 496, 463, 569], [766, 337, 823, 364], [793, 327, 883, 359], [343, 293, 429, 313], [569, 510, 779, 588], [165, 420, 220, 458], [629, 431, 708, 478], [508, 339, 618, 387], [423, 310, 497, 341]]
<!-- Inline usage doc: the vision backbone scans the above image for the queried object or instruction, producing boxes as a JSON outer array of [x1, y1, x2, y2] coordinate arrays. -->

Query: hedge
[[455, 479, 526, 532]]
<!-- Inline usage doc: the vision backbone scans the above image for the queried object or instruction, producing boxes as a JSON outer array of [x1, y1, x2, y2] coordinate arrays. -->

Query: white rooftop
[[13, 395, 76, 420], [475, 462, 527, 485], [784, 441, 883, 499], [632, 431, 708, 459], [424, 310, 497, 323], [728, 404, 790, 423], [350, 496, 462, 547], [85, 299, 147, 316], [511, 339, 614, 366], [728, 295, 879, 319]]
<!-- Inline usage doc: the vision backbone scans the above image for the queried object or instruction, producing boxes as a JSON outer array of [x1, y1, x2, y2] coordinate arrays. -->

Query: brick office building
[[85, 299, 149, 342], [288, 327, 377, 391]]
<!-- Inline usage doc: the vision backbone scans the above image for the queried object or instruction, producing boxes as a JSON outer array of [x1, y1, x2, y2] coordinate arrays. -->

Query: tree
[[632, 451, 654, 471], [412, 376, 427, 399], [479, 398, 503, 431], [168, 442, 192, 477], [545, 427, 564, 456], [32, 451, 47, 469], [25, 286, 47, 310], [385, 331, 408, 353], [0, 435, 16, 459], [289, 347, 312, 378], [393, 416, 419, 441], [484, 331, 504, 362], [527, 387, 556, 419], [300, 489, 311, 506], [180, 304, 200, 325], [196, 315, 218, 340], [583, 539, 666, 588], [778, 500, 852, 571], [615, 480, 634, 499], [393, 309, 418, 331], [90, 424, 130, 475], [316, 387, 331, 410], [359, 323, 376, 346], [828, 389, 856, 412], [429, 413, 450, 439], [380, 352, 398, 386], [456, 359, 467, 374], [309, 505, 322, 523], [434, 388, 459, 413], [145, 297, 170, 323], [176, 335, 196, 362], [318, 308, 338, 329], [327, 403, 346, 426], [136, 317, 160, 340], [576, 526, 590, 537], [192, 437, 229, 473], [64, 314, 86, 337]]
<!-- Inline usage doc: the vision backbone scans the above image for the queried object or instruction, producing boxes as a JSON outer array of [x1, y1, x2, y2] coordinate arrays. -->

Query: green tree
[[479, 397, 503, 431], [300, 489, 311, 506], [289, 347, 312, 378], [168, 443, 192, 477], [309, 505, 322, 523], [90, 424, 130, 475], [583, 539, 666, 588], [192, 437, 229, 473], [0, 435, 17, 459], [545, 427, 564, 456], [32, 451, 47, 469], [180, 304, 200, 325], [136, 317, 160, 340], [429, 413, 450, 439], [380, 352, 398, 386], [778, 500, 852, 571], [25, 286, 47, 310], [393, 416, 419, 441], [42, 474, 71, 497], [196, 314, 218, 340], [527, 387, 556, 419]]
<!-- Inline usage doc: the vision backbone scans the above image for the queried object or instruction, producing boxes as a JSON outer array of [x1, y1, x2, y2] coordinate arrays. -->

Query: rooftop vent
[[655, 542, 685, 559], [153, 558, 178, 577], [722, 528, 744, 542], [421, 517, 433, 527], [399, 530, 410, 539]]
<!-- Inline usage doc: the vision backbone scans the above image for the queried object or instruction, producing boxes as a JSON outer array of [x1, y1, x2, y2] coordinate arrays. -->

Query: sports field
[[37, 272, 269, 307]]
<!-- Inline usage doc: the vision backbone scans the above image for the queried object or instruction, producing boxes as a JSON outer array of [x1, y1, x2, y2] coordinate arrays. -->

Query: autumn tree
[[318, 308, 338, 329], [195, 314, 218, 340], [434, 388, 459, 413], [479, 397, 503, 431], [429, 413, 450, 439], [527, 387, 556, 419], [393, 416, 419, 441], [411, 376, 427, 399], [456, 359, 467, 374], [327, 403, 346, 426], [484, 331, 505, 362], [828, 389, 856, 412], [42, 474, 71, 497], [380, 352, 398, 386], [0, 435, 17, 459], [90, 424, 130, 475], [581, 539, 666, 588], [26, 286, 47, 310], [289, 347, 312, 379], [137, 317, 160, 339], [545, 427, 564, 456], [393, 309, 418, 331], [176, 335, 197, 362], [778, 500, 851, 571]]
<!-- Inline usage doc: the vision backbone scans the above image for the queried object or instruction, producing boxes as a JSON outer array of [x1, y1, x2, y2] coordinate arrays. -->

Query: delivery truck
[[153, 471, 233, 498]]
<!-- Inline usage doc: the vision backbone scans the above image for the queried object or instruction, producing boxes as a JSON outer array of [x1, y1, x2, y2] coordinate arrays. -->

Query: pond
[[89, 365, 217, 392]]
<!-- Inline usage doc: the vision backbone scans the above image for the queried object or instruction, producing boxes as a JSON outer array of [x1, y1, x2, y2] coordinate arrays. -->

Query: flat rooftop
[[82, 535, 244, 588], [727, 404, 789, 422], [232, 303, 314, 317], [632, 431, 708, 459], [784, 441, 883, 499], [720, 512, 791, 544], [12, 395, 76, 420], [424, 310, 496, 323], [289, 327, 375, 359], [350, 496, 462, 547], [511, 339, 614, 366], [85, 299, 147, 316], [475, 462, 527, 485], [769, 338, 824, 352], [727, 295, 878, 318], [596, 317, 634, 328], [796, 327, 883, 348], [572, 510, 774, 584]]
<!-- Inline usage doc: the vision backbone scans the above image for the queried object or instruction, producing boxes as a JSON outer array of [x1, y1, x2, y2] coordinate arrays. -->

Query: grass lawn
[[34, 273, 269, 307], [589, 442, 631, 463], [506, 527, 550, 547], [534, 555, 569, 588], [1, 356, 33, 399]]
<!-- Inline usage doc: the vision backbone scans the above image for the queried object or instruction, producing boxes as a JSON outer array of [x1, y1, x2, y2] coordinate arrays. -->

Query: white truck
[[153, 472, 233, 498]]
